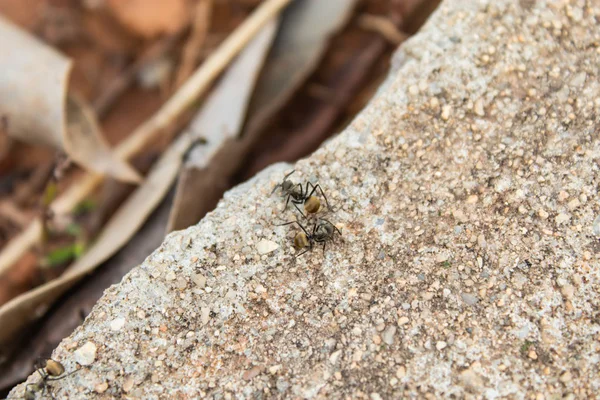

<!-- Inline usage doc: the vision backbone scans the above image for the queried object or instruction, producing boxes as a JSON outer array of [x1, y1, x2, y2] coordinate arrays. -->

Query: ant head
[[282, 180, 294, 192]]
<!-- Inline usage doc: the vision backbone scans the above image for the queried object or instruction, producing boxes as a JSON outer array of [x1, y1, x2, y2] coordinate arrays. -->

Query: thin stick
[[0, 0, 293, 275], [174, 0, 212, 89], [357, 14, 407, 45]]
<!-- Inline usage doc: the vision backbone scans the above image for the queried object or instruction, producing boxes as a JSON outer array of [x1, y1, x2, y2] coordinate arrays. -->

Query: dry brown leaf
[[0, 134, 191, 345], [107, 0, 190, 39], [244, 0, 358, 138], [0, 16, 141, 183], [168, 20, 279, 231]]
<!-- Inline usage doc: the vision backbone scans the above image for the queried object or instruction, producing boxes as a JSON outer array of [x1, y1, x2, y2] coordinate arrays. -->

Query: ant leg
[[275, 220, 311, 237], [292, 201, 306, 218], [47, 369, 78, 381], [284, 170, 296, 181], [307, 183, 332, 210], [283, 194, 292, 211], [270, 183, 282, 195], [319, 218, 342, 235], [295, 248, 310, 258], [322, 241, 327, 253]]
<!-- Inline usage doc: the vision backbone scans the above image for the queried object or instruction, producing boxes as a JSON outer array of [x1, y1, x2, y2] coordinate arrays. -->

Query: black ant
[[9, 359, 75, 400], [271, 170, 331, 218], [277, 218, 341, 257]]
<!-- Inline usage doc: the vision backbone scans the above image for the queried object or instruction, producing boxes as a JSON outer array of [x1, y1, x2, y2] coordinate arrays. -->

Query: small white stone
[[165, 271, 176, 281], [123, 376, 135, 392], [436, 341, 447, 350], [441, 105, 452, 120], [192, 274, 206, 288], [255, 284, 267, 294], [461, 293, 479, 306], [398, 316, 409, 326], [94, 382, 109, 393], [396, 366, 406, 378], [110, 318, 126, 331], [269, 365, 282, 374], [436, 253, 449, 263], [329, 350, 342, 364], [74, 341, 97, 366], [593, 215, 600, 236], [256, 239, 279, 254], [567, 199, 580, 210], [474, 98, 485, 116], [201, 307, 210, 325], [555, 213, 570, 225], [560, 370, 572, 383], [382, 326, 397, 345]]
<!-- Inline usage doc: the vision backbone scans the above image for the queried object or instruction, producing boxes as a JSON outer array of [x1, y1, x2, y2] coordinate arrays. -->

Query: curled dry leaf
[[0, 16, 141, 183], [244, 0, 358, 138], [107, 0, 190, 39], [168, 20, 279, 231]]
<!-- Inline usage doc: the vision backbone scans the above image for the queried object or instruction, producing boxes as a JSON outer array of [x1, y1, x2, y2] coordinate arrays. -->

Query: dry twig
[[357, 14, 407, 45]]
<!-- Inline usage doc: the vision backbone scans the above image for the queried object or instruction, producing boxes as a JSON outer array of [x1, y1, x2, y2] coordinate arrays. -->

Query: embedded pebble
[[74, 342, 97, 366], [382, 326, 396, 345], [243, 365, 263, 380], [256, 239, 279, 254], [593, 215, 600, 236], [396, 366, 406, 379], [165, 271, 176, 281], [441, 105, 452, 120], [110, 318, 126, 331], [192, 274, 206, 289], [555, 213, 570, 225], [94, 382, 108, 394], [461, 293, 479, 306], [436, 253, 449, 263], [123, 376, 135, 392], [560, 370, 572, 383]]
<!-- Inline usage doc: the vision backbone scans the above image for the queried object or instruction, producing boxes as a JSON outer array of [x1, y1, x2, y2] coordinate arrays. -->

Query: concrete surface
[[11, 0, 600, 398]]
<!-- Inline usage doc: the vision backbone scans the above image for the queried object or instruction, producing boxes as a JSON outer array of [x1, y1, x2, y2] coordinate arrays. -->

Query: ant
[[271, 170, 331, 218], [9, 359, 75, 400], [277, 218, 341, 257]]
